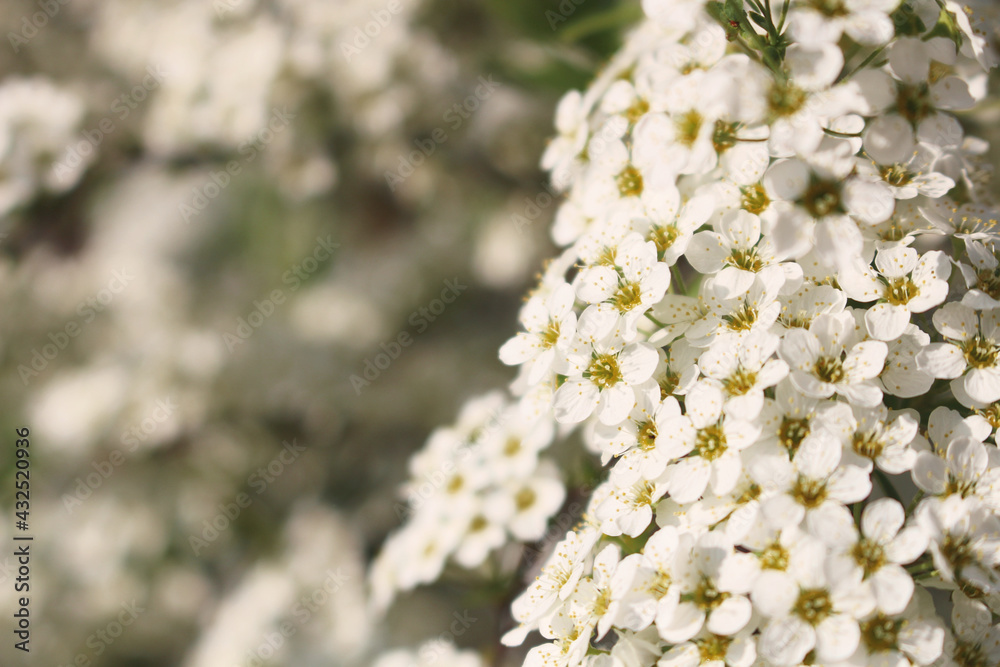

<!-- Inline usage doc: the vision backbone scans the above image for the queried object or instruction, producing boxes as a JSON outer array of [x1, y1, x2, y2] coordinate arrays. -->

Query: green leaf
[[749, 11, 770, 32], [706, 1, 727, 23], [724, 0, 746, 23]]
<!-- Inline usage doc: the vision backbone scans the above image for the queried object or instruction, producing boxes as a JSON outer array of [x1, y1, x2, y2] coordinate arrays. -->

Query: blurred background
[[0, 0, 640, 664]]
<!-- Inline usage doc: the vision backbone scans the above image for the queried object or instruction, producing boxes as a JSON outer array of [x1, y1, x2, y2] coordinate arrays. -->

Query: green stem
[[837, 44, 889, 83], [645, 312, 667, 328], [670, 263, 688, 296]]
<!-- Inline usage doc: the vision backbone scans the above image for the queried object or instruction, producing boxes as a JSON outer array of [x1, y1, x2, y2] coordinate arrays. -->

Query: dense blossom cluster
[[373, 0, 1000, 665]]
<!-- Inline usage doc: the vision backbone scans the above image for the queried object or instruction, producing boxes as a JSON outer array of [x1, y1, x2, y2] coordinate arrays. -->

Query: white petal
[[706, 596, 752, 636], [759, 617, 814, 666], [865, 303, 911, 341], [897, 620, 945, 665], [815, 614, 860, 662], [686, 231, 729, 274], [620, 343, 659, 384], [915, 343, 966, 379], [657, 601, 706, 644], [843, 178, 895, 224], [764, 159, 810, 201], [827, 465, 873, 504], [787, 43, 843, 91], [963, 367, 1000, 404], [885, 526, 928, 565], [553, 380, 599, 424], [578, 304, 619, 342], [844, 341, 888, 381], [862, 498, 905, 544], [779, 328, 821, 370], [911, 452, 949, 495], [864, 115, 916, 165], [875, 245, 919, 278], [598, 383, 636, 425], [932, 302, 976, 340], [576, 265, 618, 303], [872, 564, 915, 614], [668, 457, 711, 504], [499, 333, 539, 365], [752, 570, 798, 618]]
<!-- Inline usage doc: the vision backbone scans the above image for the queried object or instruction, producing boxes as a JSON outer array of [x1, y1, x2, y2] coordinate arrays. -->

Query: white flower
[[634, 191, 716, 266], [915, 303, 1000, 406], [480, 407, 555, 481], [855, 141, 956, 200], [847, 598, 946, 667], [575, 233, 671, 342], [776, 281, 847, 331], [567, 544, 622, 640], [543, 90, 591, 190], [919, 199, 1000, 241], [654, 531, 755, 643], [653, 339, 701, 398], [686, 209, 801, 299], [554, 331, 659, 425], [946, 0, 1000, 71], [839, 246, 951, 341], [818, 498, 928, 615], [888, 38, 976, 115], [507, 528, 601, 634], [657, 627, 756, 667], [492, 463, 567, 542], [699, 329, 789, 419], [657, 381, 761, 504], [685, 269, 785, 348], [525, 610, 593, 667], [453, 497, 511, 568], [757, 379, 851, 462], [911, 435, 1000, 510], [609, 525, 687, 632], [840, 404, 921, 474], [753, 540, 873, 665], [957, 239, 1000, 311], [597, 474, 669, 538], [936, 591, 1000, 667], [500, 282, 578, 384], [881, 324, 935, 398], [779, 312, 888, 406], [916, 495, 1000, 596], [601, 395, 681, 485], [751, 430, 872, 532]]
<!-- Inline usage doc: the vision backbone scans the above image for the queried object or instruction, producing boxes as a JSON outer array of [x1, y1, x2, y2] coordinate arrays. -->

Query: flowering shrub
[[373, 1, 1000, 665]]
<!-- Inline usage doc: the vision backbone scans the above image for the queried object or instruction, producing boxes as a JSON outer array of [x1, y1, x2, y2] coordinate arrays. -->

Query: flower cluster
[[374, 1, 1000, 665], [0, 77, 92, 217], [371, 392, 566, 612]]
